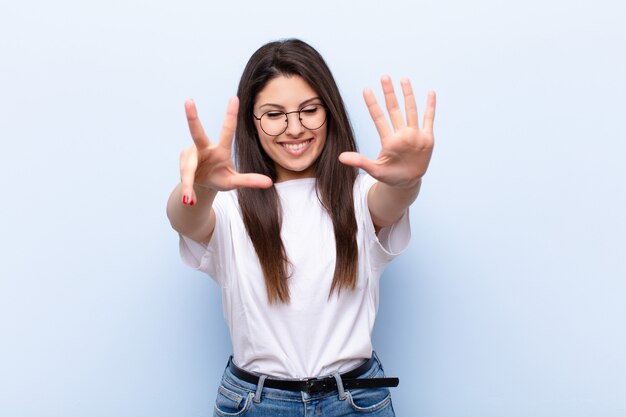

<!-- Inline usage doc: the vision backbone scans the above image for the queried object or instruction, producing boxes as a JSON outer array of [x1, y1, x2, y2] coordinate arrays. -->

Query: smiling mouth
[[280, 139, 312, 152]]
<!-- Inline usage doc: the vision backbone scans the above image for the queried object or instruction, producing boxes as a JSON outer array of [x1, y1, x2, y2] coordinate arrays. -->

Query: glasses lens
[[259, 105, 327, 136], [300, 105, 326, 130], [260, 111, 288, 136]]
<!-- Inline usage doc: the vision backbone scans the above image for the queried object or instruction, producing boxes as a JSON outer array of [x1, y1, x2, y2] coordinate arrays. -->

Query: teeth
[[282, 140, 310, 151]]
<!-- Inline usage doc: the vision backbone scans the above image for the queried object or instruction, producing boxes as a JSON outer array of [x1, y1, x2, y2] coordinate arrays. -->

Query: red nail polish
[[190, 200, 195, 206], [182, 195, 189, 204]]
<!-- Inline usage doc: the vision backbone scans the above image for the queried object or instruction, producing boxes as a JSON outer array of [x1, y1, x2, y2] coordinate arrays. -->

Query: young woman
[[167, 39, 436, 416]]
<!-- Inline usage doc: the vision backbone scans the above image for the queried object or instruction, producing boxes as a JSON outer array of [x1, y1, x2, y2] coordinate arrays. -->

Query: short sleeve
[[356, 174, 412, 265], [179, 234, 209, 270], [177, 192, 233, 285]]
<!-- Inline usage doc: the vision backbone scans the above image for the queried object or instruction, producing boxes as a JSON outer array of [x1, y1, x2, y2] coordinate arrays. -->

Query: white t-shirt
[[179, 174, 410, 378]]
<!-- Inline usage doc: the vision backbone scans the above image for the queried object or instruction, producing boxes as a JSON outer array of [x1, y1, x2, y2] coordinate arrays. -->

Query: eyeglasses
[[253, 104, 327, 136]]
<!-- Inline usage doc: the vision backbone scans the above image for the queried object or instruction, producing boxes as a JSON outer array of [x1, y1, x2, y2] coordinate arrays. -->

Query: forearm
[[367, 179, 421, 230], [166, 183, 218, 243]]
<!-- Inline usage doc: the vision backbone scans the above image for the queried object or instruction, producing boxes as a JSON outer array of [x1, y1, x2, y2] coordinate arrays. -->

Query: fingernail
[[182, 195, 189, 204]]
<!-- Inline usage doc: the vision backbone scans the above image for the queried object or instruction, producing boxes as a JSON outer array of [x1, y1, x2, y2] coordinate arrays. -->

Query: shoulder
[[215, 188, 239, 203], [354, 173, 377, 198], [212, 189, 241, 217]]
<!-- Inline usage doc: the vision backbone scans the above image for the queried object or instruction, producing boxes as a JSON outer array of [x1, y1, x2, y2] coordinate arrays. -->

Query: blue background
[[1, 0, 625, 416]]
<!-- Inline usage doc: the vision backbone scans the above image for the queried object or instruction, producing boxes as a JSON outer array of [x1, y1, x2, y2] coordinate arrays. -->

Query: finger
[[381, 75, 406, 130], [422, 91, 437, 133], [185, 99, 211, 149], [401, 79, 419, 128], [179, 146, 198, 205], [338, 152, 380, 177], [363, 88, 392, 139], [217, 96, 239, 150], [229, 173, 273, 189]]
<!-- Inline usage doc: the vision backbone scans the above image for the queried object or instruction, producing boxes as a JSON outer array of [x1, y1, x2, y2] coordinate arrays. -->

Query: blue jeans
[[213, 352, 396, 416]]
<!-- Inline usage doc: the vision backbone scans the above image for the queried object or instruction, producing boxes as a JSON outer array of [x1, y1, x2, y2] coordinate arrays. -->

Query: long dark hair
[[235, 39, 358, 304]]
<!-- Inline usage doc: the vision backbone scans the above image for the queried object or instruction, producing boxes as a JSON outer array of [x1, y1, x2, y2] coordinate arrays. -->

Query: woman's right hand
[[180, 97, 273, 205]]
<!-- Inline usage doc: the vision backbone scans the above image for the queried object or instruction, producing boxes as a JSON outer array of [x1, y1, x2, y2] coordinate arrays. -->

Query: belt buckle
[[303, 377, 316, 394], [303, 376, 331, 394]]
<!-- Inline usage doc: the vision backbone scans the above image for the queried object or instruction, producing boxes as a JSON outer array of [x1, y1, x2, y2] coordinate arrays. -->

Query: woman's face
[[253, 75, 328, 182]]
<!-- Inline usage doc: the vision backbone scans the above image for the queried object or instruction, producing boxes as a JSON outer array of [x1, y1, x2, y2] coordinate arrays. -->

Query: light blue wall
[[1, 0, 625, 416]]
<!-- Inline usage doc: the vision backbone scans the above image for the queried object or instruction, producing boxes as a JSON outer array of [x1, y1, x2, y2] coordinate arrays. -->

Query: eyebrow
[[258, 96, 322, 110]]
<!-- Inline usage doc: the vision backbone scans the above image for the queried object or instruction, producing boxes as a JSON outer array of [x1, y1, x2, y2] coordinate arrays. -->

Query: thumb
[[339, 152, 378, 175]]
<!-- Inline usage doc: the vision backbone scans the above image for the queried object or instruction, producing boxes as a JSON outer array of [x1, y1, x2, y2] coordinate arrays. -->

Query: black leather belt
[[228, 356, 399, 395]]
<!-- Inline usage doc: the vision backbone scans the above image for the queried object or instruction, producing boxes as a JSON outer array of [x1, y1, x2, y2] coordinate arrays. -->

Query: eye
[[300, 105, 320, 115], [264, 111, 285, 119]]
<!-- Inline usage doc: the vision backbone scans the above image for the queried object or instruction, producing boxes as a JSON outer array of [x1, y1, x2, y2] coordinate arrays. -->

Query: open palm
[[179, 97, 272, 204], [339, 76, 436, 188]]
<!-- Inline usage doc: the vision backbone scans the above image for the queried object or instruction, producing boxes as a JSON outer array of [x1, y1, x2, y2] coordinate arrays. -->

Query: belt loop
[[332, 373, 347, 400], [253, 374, 267, 403]]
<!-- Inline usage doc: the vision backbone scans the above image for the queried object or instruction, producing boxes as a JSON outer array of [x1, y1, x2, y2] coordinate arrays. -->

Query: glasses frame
[[253, 104, 327, 137]]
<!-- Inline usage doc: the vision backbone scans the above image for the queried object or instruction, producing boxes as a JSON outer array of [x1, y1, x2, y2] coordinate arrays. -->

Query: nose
[[284, 111, 305, 137]]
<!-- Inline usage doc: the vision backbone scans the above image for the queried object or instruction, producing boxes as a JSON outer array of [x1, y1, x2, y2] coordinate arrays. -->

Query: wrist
[[382, 177, 422, 191], [193, 182, 219, 194]]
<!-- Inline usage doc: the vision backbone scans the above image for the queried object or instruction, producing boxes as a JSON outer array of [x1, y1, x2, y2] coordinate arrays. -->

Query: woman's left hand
[[339, 76, 436, 189]]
